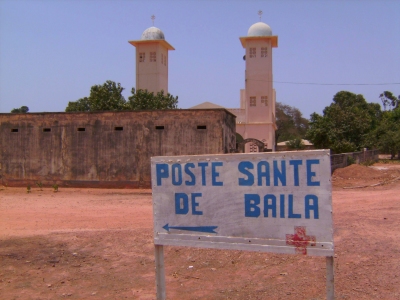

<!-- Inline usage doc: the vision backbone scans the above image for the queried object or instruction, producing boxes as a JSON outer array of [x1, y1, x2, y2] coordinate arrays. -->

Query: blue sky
[[1, 0, 399, 118]]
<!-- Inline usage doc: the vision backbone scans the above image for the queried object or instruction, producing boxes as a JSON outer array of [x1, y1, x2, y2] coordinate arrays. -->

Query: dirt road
[[1, 163, 399, 299]]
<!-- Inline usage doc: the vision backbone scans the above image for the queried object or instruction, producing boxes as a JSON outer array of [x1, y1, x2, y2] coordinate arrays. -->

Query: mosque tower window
[[249, 48, 256, 58], [150, 52, 156, 62], [261, 47, 268, 57], [139, 53, 145, 62], [250, 97, 256, 106], [250, 143, 258, 152], [161, 54, 164, 65], [261, 96, 268, 106]]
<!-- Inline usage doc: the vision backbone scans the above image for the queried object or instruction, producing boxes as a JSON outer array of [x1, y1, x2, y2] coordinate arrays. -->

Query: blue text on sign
[[238, 159, 320, 186], [244, 194, 319, 219], [156, 162, 224, 186]]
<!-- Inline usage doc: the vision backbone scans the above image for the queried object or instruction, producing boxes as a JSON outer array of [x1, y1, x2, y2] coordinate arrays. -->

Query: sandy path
[[1, 165, 400, 299]]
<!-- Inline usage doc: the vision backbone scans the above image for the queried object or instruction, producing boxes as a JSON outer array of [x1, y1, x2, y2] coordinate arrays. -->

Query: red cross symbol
[[286, 226, 316, 255]]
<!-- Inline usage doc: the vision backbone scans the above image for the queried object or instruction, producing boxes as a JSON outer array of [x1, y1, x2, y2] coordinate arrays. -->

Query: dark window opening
[[43, 128, 51, 132], [77, 128, 86, 131], [114, 127, 123, 131], [11, 128, 19, 132], [155, 126, 165, 130], [197, 125, 207, 130]]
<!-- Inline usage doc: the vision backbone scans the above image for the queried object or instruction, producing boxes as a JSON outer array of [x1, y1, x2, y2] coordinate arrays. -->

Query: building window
[[250, 143, 258, 152], [43, 128, 51, 132], [150, 52, 156, 62], [161, 54, 164, 65], [11, 128, 19, 133], [155, 126, 165, 130], [249, 48, 256, 58], [250, 97, 256, 107], [164, 55, 167, 66], [197, 125, 207, 130], [139, 52, 145, 62], [261, 96, 268, 106], [77, 128, 86, 132], [114, 127, 123, 131], [261, 47, 268, 57]]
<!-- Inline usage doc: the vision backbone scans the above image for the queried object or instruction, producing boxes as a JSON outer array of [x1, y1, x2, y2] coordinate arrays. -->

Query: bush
[[347, 156, 356, 166], [285, 138, 305, 150]]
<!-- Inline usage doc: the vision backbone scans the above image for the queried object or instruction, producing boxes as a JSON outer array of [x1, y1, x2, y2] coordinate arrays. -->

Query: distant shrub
[[285, 138, 305, 150], [347, 156, 356, 166], [36, 181, 43, 191]]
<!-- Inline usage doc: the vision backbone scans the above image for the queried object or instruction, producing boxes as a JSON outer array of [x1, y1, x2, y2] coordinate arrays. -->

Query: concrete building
[[0, 110, 236, 188], [0, 23, 237, 188]]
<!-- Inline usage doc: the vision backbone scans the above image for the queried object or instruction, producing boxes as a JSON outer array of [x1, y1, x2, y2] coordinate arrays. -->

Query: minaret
[[238, 12, 278, 151], [129, 16, 175, 94]]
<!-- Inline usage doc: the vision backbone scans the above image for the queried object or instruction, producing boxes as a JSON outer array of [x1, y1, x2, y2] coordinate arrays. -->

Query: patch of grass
[[379, 159, 400, 164], [35, 181, 43, 191], [361, 160, 376, 166], [52, 184, 59, 192]]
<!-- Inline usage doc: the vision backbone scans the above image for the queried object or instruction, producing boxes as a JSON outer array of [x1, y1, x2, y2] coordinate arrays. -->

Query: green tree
[[367, 107, 400, 159], [127, 88, 178, 110], [306, 91, 381, 154], [285, 138, 305, 150], [65, 97, 91, 112], [275, 102, 309, 145], [65, 81, 179, 112], [66, 80, 126, 112], [379, 91, 399, 111], [11, 106, 29, 113]]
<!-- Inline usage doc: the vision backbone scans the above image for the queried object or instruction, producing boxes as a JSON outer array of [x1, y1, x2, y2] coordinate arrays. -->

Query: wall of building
[[0, 109, 236, 188]]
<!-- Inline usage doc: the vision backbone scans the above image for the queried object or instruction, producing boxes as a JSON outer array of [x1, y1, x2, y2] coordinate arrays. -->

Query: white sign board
[[151, 150, 333, 256]]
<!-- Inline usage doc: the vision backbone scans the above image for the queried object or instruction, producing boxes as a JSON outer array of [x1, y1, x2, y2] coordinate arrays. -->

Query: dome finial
[[151, 15, 155, 26], [258, 10, 263, 21]]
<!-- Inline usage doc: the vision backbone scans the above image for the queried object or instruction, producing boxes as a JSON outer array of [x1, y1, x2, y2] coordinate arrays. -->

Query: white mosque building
[[129, 19, 278, 152]]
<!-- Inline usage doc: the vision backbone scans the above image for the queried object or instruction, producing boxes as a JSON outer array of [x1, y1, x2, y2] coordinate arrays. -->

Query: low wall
[[330, 149, 379, 173]]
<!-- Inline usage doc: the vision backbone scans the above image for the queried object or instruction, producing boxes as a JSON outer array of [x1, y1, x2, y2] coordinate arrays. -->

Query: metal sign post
[[151, 150, 334, 299]]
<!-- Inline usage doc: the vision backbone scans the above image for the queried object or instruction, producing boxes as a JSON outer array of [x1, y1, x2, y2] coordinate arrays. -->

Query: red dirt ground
[[1, 163, 400, 299]]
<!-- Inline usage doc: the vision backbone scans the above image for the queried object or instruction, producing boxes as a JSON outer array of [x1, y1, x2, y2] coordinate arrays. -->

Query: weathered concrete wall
[[0, 109, 236, 188], [330, 149, 379, 173]]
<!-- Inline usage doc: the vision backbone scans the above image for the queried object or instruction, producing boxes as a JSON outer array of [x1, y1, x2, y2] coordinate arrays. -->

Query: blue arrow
[[163, 224, 218, 234]]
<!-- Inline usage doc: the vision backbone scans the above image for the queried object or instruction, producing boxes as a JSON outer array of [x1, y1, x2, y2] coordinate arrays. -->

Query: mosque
[[0, 18, 278, 188], [129, 17, 278, 152]]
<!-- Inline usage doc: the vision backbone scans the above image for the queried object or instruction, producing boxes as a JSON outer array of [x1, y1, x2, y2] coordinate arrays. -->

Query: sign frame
[[151, 150, 334, 299]]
